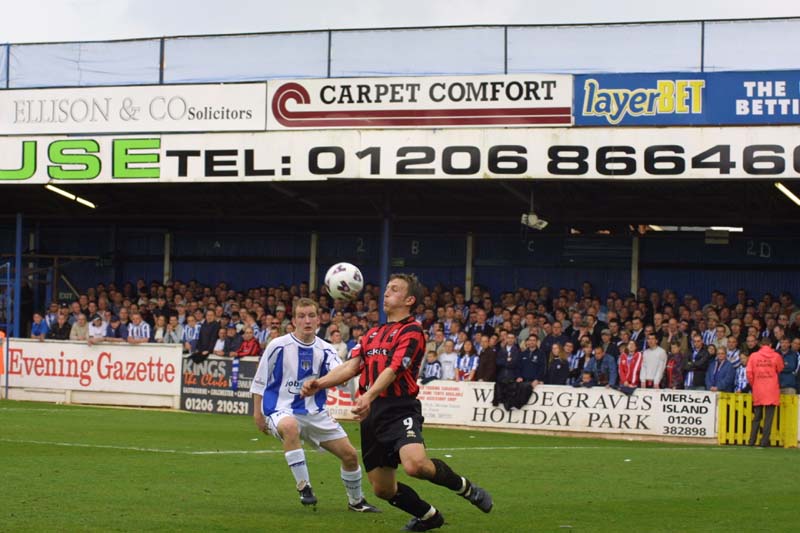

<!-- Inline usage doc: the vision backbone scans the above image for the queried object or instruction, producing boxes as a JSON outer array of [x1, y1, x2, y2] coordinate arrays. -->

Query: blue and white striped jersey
[[457, 354, 479, 375], [726, 349, 742, 369], [734, 365, 749, 392], [256, 328, 270, 346], [182, 323, 200, 343], [128, 321, 151, 341], [567, 351, 582, 385], [702, 330, 717, 346], [422, 360, 443, 380], [250, 333, 342, 416]]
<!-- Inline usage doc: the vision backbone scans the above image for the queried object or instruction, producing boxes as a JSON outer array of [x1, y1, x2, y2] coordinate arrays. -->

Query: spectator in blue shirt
[[116, 307, 131, 341], [583, 346, 618, 387], [519, 336, 546, 385], [30, 312, 49, 341], [495, 333, 521, 383], [777, 338, 798, 394], [104, 316, 126, 342], [705, 348, 736, 392]]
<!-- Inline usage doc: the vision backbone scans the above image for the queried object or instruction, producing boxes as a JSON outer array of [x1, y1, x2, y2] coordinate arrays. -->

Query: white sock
[[341, 466, 364, 505], [285, 449, 310, 490], [458, 477, 472, 497], [421, 506, 437, 520]]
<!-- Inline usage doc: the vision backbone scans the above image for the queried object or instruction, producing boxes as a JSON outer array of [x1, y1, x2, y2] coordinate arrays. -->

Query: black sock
[[388, 482, 433, 518], [430, 458, 470, 493]]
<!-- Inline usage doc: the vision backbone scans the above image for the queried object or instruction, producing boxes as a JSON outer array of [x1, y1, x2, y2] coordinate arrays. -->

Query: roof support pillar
[[379, 206, 391, 324], [630, 235, 640, 296]]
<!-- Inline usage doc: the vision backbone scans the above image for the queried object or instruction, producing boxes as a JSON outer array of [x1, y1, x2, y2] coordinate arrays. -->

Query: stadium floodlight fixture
[[710, 226, 743, 233], [75, 197, 97, 209], [520, 188, 548, 230], [45, 184, 76, 200], [521, 212, 548, 230], [775, 182, 800, 207], [45, 184, 97, 208]]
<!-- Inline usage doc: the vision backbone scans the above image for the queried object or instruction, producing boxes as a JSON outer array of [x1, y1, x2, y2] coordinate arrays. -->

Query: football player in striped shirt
[[250, 298, 378, 513], [303, 274, 492, 531]]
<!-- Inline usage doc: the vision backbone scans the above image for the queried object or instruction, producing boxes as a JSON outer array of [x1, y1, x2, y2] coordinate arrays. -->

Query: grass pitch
[[0, 399, 796, 532]]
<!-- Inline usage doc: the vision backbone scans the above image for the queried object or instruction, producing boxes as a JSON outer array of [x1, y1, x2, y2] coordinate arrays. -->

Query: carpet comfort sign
[[267, 74, 573, 129]]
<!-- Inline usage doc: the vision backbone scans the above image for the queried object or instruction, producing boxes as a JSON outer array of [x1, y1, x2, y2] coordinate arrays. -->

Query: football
[[324, 262, 364, 301]]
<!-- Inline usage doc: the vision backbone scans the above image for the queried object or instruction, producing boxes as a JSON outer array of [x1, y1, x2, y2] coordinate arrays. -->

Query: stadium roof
[[3, 178, 799, 233]]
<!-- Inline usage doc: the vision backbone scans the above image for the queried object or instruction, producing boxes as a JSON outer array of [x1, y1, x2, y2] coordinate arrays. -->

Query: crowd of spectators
[[21, 278, 800, 394], [417, 283, 800, 396]]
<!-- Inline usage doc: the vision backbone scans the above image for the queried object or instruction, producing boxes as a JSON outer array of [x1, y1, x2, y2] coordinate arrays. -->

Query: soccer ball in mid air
[[324, 262, 364, 301]]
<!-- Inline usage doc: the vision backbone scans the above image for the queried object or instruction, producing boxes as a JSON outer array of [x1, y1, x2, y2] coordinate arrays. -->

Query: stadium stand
[[21, 278, 800, 393]]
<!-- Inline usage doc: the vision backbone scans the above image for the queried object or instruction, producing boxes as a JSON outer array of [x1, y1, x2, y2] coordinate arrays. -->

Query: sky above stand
[[1, 0, 797, 43]]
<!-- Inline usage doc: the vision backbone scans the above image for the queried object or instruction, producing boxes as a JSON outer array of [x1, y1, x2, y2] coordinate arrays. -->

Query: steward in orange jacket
[[746, 344, 784, 406]]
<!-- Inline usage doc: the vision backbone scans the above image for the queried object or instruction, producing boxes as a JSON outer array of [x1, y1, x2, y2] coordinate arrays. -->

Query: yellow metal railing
[[718, 393, 798, 448]]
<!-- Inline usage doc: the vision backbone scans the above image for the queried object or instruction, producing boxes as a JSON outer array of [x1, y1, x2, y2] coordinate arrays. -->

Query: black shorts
[[360, 396, 425, 472]]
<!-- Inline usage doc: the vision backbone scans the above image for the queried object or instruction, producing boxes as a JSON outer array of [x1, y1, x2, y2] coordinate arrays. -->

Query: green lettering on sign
[[0, 141, 36, 180], [48, 139, 101, 180], [113, 138, 161, 179]]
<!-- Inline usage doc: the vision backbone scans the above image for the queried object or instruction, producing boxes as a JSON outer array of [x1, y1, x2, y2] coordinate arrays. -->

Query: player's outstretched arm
[[301, 356, 361, 396]]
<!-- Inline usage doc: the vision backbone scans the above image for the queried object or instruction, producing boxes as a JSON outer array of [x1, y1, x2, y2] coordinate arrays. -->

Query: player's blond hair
[[294, 297, 319, 314]]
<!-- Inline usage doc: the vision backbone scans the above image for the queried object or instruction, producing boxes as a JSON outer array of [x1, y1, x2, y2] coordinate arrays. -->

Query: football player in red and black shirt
[[303, 273, 492, 531]]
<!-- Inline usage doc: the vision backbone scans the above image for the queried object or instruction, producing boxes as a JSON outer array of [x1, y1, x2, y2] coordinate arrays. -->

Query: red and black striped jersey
[[352, 315, 425, 398]]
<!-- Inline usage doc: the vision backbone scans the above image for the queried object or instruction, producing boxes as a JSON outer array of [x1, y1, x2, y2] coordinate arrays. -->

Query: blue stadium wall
[[1, 224, 797, 300]]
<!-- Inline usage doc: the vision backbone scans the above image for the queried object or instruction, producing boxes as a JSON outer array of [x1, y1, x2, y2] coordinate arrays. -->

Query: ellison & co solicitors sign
[[0, 71, 798, 183]]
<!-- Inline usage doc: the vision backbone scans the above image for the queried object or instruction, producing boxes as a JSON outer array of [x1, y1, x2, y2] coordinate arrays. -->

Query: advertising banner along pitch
[[328, 382, 717, 439], [178, 371, 717, 440], [2, 339, 182, 396], [180, 356, 258, 415]]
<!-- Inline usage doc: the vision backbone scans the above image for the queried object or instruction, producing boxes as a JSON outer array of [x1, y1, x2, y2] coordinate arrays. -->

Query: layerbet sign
[[574, 70, 800, 126], [1, 339, 182, 395], [267, 74, 573, 129]]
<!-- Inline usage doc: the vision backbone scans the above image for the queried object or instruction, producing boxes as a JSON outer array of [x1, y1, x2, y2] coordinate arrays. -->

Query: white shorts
[[267, 410, 348, 449]]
